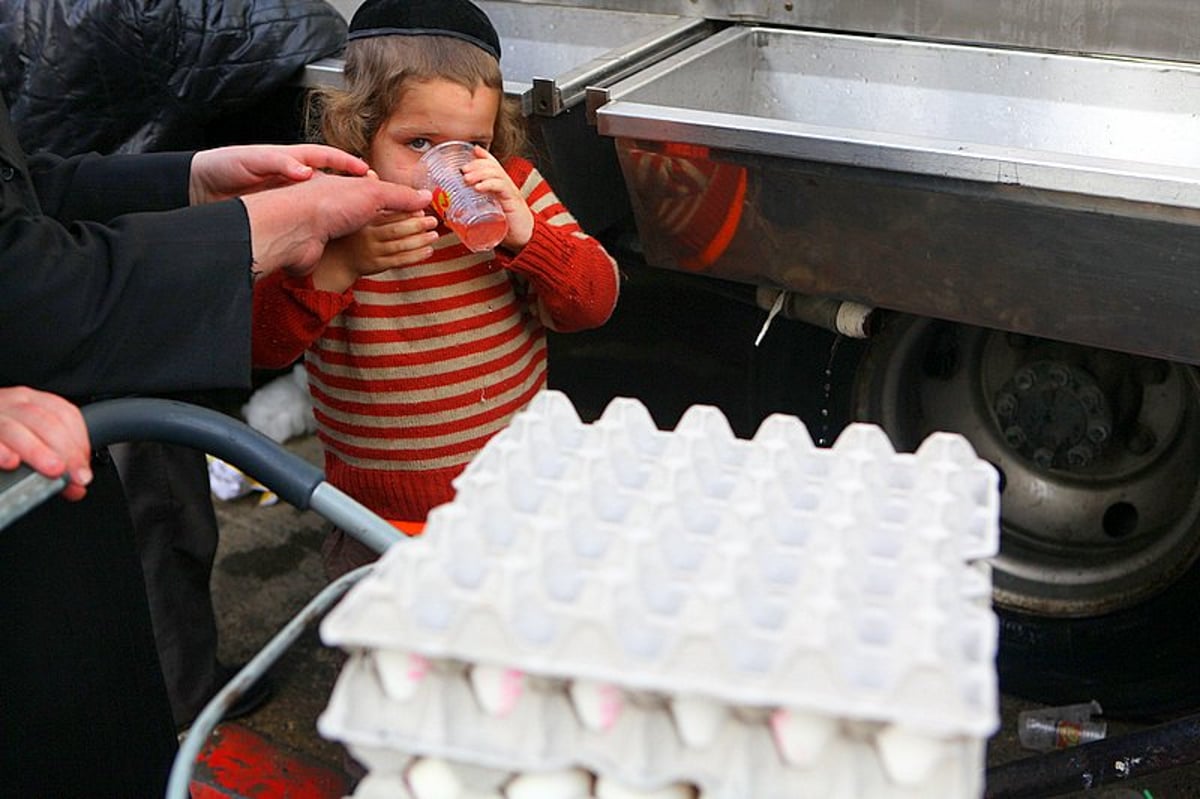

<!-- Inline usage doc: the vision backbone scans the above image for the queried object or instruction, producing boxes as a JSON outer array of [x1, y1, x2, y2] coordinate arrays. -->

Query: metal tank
[[316, 0, 1200, 717]]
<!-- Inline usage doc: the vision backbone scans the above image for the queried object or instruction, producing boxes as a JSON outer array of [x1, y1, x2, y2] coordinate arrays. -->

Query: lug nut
[[1079, 387, 1103, 414], [1066, 444, 1093, 468], [994, 392, 1017, 419], [1003, 425, 1027, 448], [1046, 364, 1070, 388]]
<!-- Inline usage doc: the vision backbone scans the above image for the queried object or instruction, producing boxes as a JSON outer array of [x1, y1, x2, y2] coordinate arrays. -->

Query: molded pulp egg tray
[[318, 391, 1001, 798]]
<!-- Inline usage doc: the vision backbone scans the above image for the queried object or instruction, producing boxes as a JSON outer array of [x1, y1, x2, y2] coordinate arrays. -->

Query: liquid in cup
[[418, 141, 509, 252]]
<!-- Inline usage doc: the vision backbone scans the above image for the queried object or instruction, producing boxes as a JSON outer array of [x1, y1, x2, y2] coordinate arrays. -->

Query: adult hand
[[189, 144, 371, 205], [0, 387, 92, 501], [241, 171, 432, 278]]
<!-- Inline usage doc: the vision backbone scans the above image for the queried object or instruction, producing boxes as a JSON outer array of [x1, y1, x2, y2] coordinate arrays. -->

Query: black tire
[[997, 567, 1200, 721], [851, 313, 1200, 719]]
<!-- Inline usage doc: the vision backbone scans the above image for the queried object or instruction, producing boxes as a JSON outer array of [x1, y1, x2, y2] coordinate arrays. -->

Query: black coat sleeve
[[30, 150, 194, 221], [0, 149, 255, 398]]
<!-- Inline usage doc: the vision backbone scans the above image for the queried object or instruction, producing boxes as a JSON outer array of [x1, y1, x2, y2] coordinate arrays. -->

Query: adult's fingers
[[17, 398, 93, 500], [243, 174, 432, 278], [28, 391, 90, 469], [0, 390, 91, 488], [375, 180, 432, 215], [0, 442, 18, 471], [280, 144, 370, 178]]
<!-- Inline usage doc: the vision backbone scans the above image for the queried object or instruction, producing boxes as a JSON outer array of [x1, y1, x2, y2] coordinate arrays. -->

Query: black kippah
[[348, 0, 501, 61]]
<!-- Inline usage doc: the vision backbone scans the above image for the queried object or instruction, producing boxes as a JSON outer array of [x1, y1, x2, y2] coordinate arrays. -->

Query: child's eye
[[409, 138, 432, 153]]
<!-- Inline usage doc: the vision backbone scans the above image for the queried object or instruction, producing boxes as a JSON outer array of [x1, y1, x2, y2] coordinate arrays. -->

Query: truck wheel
[[851, 313, 1200, 718]]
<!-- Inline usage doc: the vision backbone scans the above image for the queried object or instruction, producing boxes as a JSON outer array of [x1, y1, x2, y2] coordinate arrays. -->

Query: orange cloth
[[390, 520, 426, 537]]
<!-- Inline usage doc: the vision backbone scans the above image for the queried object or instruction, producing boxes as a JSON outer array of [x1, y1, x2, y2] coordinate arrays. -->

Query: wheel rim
[[852, 316, 1200, 617]]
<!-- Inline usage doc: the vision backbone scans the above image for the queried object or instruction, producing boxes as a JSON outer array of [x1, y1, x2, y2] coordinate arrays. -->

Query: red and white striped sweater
[[252, 156, 619, 522]]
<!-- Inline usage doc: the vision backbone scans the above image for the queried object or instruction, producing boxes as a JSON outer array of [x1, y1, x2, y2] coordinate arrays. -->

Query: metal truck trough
[[594, 25, 1200, 366]]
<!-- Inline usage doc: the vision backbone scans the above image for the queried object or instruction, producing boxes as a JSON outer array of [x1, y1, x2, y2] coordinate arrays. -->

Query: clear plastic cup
[[417, 140, 508, 252], [1017, 701, 1107, 752]]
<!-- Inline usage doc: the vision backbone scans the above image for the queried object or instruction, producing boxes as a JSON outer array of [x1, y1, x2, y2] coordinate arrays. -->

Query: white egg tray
[[324, 649, 988, 798], [318, 391, 1001, 798]]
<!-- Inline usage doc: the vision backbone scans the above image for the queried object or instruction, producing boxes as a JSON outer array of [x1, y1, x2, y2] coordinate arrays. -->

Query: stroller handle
[[84, 398, 325, 506], [0, 398, 322, 532], [0, 397, 400, 552]]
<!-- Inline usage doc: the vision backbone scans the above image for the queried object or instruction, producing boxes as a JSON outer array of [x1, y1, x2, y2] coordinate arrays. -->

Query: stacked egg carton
[[318, 391, 1000, 798]]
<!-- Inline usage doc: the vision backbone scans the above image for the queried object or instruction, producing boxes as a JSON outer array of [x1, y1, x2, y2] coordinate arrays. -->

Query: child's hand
[[462, 146, 534, 252], [312, 211, 438, 291], [353, 211, 440, 271]]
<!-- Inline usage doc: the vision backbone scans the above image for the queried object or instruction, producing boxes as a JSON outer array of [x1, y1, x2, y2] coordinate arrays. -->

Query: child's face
[[368, 77, 502, 185]]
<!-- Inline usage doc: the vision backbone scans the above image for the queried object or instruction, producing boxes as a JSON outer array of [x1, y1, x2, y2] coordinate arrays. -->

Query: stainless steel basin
[[595, 26, 1200, 364]]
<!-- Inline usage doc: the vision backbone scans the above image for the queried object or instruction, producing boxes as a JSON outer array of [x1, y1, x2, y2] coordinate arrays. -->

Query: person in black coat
[[0, 96, 429, 797], [0, 0, 354, 730]]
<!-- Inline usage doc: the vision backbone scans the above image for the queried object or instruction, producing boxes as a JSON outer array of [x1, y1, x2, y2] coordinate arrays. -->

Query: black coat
[[0, 95, 255, 398], [0, 5, 344, 793], [0, 0, 347, 155], [0, 89, 255, 798]]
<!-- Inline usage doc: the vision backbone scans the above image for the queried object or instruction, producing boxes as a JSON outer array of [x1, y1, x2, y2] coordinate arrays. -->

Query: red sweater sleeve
[[493, 158, 620, 333], [251, 271, 356, 369]]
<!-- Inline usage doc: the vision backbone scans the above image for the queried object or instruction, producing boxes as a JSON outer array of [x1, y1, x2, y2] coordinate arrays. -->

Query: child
[[252, 0, 621, 577]]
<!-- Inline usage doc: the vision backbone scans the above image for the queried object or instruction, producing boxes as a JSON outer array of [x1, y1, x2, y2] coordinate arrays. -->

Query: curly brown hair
[[306, 35, 526, 162]]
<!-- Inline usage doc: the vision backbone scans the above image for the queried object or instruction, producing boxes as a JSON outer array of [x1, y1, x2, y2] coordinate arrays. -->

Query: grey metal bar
[[83, 399, 325, 509], [0, 465, 66, 532], [310, 482, 404, 555], [525, 17, 710, 116], [165, 565, 376, 799], [1, 398, 402, 552]]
